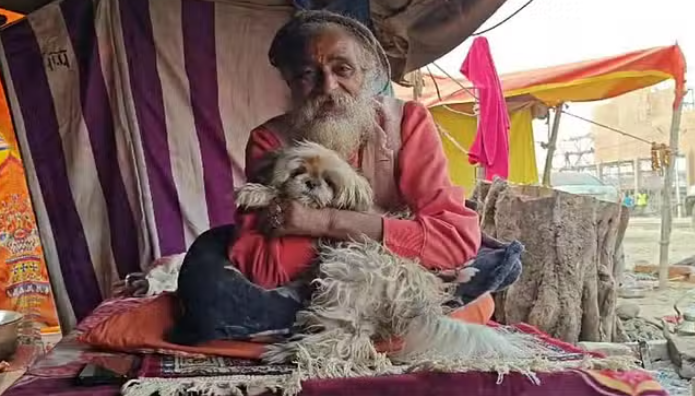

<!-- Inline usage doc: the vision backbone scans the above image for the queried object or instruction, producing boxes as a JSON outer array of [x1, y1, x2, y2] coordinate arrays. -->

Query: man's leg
[[167, 225, 304, 345]]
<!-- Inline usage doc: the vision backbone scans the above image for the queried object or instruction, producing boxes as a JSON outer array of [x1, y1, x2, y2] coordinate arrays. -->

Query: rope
[[472, 0, 537, 36], [425, 65, 443, 102], [442, 104, 477, 117], [436, 124, 470, 156], [431, 62, 479, 101], [561, 110, 654, 145]]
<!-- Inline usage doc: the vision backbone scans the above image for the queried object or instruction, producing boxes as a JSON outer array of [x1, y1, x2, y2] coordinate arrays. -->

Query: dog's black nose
[[306, 179, 320, 189]]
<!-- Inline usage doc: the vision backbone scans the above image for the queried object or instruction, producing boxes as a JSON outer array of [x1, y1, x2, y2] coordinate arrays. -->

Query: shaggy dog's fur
[[235, 141, 536, 376], [237, 141, 373, 213]]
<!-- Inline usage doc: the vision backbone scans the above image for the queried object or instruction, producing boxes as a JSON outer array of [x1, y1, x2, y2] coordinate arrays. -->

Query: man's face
[[286, 27, 366, 106], [283, 26, 377, 158]]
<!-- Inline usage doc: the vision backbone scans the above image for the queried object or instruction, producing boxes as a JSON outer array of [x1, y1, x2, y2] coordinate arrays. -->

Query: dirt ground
[[619, 281, 695, 320], [621, 216, 695, 319], [617, 219, 695, 396], [623, 217, 695, 268]]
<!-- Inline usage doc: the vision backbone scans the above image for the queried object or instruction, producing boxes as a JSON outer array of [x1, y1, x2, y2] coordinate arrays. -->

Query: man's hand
[[257, 199, 383, 242], [257, 200, 331, 238]]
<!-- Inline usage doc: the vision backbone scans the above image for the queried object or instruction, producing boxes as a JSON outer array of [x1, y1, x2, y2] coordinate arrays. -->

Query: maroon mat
[[4, 299, 667, 396]]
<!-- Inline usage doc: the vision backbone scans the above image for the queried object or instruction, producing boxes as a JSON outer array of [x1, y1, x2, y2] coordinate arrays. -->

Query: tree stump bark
[[472, 179, 629, 343]]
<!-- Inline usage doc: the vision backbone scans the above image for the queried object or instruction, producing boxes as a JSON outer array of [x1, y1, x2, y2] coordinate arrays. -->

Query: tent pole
[[542, 103, 564, 186], [412, 69, 422, 102], [658, 96, 685, 290]]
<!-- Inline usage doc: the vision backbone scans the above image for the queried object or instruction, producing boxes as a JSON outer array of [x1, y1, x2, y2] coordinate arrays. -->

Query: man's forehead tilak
[[295, 31, 363, 68]]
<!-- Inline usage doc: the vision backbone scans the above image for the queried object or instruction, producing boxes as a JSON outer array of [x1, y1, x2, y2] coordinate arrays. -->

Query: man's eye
[[298, 69, 316, 80], [335, 65, 353, 77], [291, 167, 306, 178], [325, 178, 336, 191]]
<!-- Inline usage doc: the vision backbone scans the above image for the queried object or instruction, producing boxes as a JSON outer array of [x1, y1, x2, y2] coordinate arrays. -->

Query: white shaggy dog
[[235, 141, 535, 376]]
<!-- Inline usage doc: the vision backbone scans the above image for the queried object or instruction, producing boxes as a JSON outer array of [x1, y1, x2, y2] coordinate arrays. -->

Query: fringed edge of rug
[[121, 374, 299, 396], [122, 355, 638, 396]]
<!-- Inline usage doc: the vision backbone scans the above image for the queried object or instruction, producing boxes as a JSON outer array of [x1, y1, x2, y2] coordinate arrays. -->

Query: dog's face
[[243, 141, 374, 212]]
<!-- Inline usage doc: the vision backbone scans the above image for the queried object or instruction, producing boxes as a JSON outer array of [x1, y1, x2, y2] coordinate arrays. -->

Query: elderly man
[[169, 11, 492, 346], [233, 11, 480, 290]]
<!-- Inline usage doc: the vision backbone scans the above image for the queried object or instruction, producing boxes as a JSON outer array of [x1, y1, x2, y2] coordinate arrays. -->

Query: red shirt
[[229, 101, 481, 289]]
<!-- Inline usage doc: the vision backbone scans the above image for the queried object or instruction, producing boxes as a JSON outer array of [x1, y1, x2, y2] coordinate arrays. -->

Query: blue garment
[[292, 0, 372, 29], [168, 225, 306, 345], [453, 234, 524, 304], [623, 196, 635, 208]]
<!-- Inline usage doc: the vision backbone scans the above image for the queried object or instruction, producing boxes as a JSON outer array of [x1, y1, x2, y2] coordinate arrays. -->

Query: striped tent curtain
[[0, 0, 292, 330]]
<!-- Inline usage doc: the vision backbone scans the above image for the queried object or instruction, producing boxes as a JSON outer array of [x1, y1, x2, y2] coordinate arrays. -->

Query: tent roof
[[0, 0, 507, 82], [397, 45, 686, 108]]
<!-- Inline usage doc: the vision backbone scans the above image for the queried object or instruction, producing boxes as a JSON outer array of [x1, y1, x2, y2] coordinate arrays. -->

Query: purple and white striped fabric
[[0, 0, 292, 328]]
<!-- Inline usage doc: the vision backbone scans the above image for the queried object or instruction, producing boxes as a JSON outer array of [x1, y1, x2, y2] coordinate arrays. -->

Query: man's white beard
[[288, 93, 377, 159]]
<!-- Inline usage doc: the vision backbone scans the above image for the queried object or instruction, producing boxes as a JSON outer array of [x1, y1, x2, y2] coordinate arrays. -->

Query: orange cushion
[[79, 292, 495, 359], [79, 293, 266, 358]]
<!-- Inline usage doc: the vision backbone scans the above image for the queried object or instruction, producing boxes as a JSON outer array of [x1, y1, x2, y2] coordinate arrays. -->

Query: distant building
[[590, 87, 695, 215]]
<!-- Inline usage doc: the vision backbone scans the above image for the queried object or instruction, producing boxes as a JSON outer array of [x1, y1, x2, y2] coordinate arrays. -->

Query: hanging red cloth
[[460, 37, 510, 180]]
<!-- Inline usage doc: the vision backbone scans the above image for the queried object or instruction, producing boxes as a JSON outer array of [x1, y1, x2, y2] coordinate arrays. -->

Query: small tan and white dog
[[234, 141, 535, 376], [235, 140, 373, 213]]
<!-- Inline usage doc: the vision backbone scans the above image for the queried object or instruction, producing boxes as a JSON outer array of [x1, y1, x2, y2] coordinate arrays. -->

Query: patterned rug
[[121, 324, 666, 396], [138, 355, 294, 378]]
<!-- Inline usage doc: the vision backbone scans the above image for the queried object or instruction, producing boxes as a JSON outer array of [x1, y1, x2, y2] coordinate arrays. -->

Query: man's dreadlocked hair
[[268, 10, 391, 97]]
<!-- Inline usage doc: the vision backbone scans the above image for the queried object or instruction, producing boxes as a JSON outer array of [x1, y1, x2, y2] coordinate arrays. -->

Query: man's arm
[[383, 101, 481, 267], [229, 127, 317, 289], [299, 101, 481, 268]]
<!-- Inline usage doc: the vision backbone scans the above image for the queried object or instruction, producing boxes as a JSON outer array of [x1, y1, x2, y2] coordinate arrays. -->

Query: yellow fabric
[[0, 133, 9, 164], [431, 106, 537, 194]]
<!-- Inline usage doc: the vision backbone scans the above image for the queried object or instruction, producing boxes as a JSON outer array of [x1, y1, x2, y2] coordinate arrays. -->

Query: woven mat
[[122, 324, 660, 396], [135, 323, 596, 380], [138, 354, 294, 378]]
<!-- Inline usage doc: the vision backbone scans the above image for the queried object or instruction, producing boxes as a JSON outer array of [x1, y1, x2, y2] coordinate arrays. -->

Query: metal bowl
[[0, 311, 23, 360]]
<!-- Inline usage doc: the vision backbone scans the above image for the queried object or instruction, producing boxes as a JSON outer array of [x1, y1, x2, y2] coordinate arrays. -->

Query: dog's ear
[[247, 151, 280, 185], [235, 183, 278, 209]]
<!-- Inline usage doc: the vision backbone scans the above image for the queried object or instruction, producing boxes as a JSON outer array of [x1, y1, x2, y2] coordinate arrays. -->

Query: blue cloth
[[452, 234, 524, 305], [292, 0, 372, 29], [623, 195, 635, 208], [168, 225, 305, 345]]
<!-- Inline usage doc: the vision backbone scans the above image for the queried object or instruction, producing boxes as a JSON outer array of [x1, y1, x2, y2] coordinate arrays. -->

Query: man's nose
[[319, 71, 339, 93]]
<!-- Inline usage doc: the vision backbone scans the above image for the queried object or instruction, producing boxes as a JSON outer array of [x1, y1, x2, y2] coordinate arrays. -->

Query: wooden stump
[[472, 179, 629, 343]]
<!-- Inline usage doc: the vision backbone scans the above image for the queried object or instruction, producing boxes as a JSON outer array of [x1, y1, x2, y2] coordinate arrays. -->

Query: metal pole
[[476, 165, 485, 180], [675, 157, 682, 218], [658, 96, 685, 290], [542, 104, 564, 186]]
